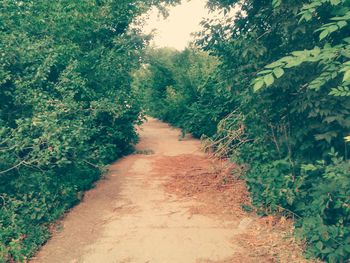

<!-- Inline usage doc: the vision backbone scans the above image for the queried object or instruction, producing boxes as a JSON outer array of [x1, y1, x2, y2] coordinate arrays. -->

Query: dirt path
[[31, 118, 310, 263]]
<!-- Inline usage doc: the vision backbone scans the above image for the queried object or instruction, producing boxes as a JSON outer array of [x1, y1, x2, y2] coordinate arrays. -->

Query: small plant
[[134, 149, 155, 155]]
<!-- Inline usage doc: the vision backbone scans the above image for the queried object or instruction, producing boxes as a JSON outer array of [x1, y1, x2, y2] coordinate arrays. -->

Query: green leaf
[[337, 20, 347, 28], [316, 241, 323, 250], [330, 0, 341, 5], [327, 24, 339, 33], [264, 74, 275, 86], [299, 11, 312, 22], [257, 69, 272, 75], [344, 244, 350, 253], [273, 67, 284, 78], [284, 58, 303, 68], [301, 164, 317, 171], [253, 80, 265, 91], [319, 29, 329, 40], [272, 0, 281, 8], [265, 60, 283, 69], [343, 70, 350, 82]]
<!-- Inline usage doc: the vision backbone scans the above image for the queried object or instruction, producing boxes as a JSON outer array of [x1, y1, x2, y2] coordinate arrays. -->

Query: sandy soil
[[30, 118, 312, 263]]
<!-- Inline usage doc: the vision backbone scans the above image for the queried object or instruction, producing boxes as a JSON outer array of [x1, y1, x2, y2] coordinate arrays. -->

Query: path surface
[[31, 118, 309, 263]]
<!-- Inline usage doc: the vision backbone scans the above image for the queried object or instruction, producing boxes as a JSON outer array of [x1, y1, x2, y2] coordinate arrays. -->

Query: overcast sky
[[142, 0, 214, 50]]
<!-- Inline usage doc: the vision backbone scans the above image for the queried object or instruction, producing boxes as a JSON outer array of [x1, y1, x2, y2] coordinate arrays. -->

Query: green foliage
[[202, 0, 350, 261], [133, 47, 224, 137], [295, 151, 350, 261], [255, 0, 350, 96], [0, 0, 176, 261], [135, 0, 350, 262], [4, 0, 346, 261]]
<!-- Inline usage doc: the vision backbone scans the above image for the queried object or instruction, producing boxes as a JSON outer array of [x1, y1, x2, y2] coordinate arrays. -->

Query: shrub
[[134, 0, 350, 261], [0, 0, 178, 261]]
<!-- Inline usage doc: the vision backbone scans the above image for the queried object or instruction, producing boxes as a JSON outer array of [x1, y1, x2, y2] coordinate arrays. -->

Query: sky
[[142, 0, 216, 50]]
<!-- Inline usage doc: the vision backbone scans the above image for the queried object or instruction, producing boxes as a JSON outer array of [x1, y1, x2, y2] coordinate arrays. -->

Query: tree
[[0, 1, 177, 261]]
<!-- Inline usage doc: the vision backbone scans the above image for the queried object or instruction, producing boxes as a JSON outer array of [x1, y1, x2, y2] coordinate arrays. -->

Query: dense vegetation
[[134, 0, 350, 262], [133, 48, 223, 137], [0, 0, 178, 261], [1, 0, 349, 262]]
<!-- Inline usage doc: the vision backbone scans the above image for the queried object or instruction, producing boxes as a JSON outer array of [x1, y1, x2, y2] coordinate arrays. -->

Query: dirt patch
[[153, 154, 314, 263], [154, 155, 249, 219]]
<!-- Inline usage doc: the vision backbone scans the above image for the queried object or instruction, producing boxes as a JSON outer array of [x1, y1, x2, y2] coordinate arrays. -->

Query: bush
[[134, 0, 350, 261], [133, 48, 225, 137], [0, 0, 178, 261]]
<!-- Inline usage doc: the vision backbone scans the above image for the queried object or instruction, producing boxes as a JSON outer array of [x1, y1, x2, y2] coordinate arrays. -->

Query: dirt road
[[31, 118, 309, 263]]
